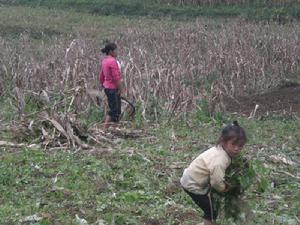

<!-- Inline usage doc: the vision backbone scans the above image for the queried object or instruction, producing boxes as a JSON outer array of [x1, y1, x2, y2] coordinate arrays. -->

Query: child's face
[[110, 48, 118, 57], [223, 139, 245, 157]]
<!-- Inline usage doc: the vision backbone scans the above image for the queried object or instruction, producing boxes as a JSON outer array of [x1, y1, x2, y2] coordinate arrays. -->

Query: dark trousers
[[104, 89, 121, 122], [183, 188, 218, 221]]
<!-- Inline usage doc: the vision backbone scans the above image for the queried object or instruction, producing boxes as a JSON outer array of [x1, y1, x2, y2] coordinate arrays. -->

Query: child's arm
[[111, 60, 121, 83], [210, 165, 228, 192], [99, 68, 104, 87]]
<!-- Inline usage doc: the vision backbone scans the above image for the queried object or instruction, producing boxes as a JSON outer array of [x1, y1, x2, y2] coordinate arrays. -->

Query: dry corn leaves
[[2, 18, 300, 120], [5, 111, 147, 151], [3, 86, 147, 150], [269, 154, 296, 166]]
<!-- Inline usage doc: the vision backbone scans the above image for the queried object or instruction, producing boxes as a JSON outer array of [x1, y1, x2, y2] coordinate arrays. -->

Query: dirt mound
[[225, 83, 300, 117]]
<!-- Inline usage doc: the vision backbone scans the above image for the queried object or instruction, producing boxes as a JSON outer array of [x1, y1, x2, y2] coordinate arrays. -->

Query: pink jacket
[[99, 56, 121, 89]]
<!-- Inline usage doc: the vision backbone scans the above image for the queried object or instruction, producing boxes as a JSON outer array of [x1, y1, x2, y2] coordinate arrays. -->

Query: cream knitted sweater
[[181, 145, 231, 195]]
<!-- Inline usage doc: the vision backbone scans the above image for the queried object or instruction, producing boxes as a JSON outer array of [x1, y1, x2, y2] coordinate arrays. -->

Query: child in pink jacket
[[99, 42, 122, 128]]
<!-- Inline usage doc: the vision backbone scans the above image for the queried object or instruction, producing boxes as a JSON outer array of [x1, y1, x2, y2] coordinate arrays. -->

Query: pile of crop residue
[[0, 86, 146, 151]]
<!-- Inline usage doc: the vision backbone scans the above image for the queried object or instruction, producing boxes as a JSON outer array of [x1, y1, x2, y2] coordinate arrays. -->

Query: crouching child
[[180, 121, 247, 225]]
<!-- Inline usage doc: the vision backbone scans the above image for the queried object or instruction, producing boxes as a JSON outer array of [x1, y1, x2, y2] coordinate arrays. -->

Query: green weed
[[2, 0, 300, 21]]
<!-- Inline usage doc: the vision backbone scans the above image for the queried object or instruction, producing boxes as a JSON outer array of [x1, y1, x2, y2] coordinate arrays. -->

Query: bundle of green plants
[[213, 155, 270, 221]]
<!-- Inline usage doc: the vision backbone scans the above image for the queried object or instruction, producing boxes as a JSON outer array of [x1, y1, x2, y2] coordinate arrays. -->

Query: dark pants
[[104, 89, 121, 122], [183, 188, 218, 221]]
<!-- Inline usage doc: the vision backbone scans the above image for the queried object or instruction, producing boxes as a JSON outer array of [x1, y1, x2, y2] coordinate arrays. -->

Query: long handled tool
[[119, 96, 136, 121]]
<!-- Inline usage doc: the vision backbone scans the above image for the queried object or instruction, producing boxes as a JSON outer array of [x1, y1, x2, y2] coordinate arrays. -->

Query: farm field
[[0, 1, 299, 225]]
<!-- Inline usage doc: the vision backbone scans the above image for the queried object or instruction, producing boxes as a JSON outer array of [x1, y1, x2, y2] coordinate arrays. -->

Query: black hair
[[218, 121, 247, 145], [101, 42, 117, 55]]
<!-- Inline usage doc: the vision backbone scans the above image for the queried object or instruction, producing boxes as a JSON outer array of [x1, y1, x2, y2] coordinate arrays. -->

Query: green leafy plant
[[214, 155, 270, 221]]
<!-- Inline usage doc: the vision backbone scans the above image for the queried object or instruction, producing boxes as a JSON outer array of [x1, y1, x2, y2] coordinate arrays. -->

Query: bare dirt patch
[[225, 83, 300, 116]]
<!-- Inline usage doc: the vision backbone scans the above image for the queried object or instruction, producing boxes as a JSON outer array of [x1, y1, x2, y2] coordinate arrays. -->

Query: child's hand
[[220, 183, 230, 193]]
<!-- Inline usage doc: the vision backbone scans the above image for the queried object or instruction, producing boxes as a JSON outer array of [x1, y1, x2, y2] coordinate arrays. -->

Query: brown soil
[[166, 204, 199, 223], [225, 83, 300, 117], [140, 218, 164, 225]]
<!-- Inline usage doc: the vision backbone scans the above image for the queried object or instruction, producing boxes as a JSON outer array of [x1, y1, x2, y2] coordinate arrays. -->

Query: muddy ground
[[225, 83, 300, 117]]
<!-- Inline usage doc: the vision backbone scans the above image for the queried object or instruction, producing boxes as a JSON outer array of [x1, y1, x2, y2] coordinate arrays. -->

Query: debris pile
[[2, 87, 144, 151]]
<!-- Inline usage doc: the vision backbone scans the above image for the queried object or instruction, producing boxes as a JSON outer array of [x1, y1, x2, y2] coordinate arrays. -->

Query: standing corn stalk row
[[0, 20, 299, 120]]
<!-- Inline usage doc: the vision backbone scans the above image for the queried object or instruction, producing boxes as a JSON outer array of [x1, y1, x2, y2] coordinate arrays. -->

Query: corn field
[[1, 20, 300, 120]]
